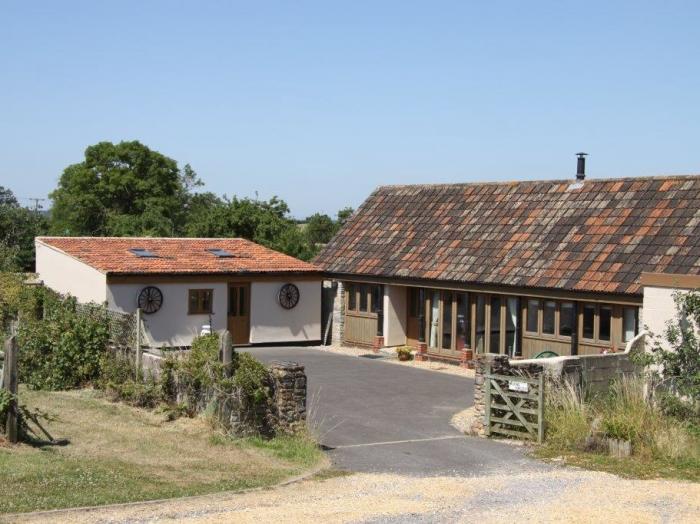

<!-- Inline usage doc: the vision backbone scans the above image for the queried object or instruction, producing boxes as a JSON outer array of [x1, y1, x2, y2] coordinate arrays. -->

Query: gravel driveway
[[11, 470, 699, 523]]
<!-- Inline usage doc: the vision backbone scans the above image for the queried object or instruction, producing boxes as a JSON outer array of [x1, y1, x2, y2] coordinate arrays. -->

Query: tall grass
[[544, 375, 700, 465], [544, 379, 591, 450]]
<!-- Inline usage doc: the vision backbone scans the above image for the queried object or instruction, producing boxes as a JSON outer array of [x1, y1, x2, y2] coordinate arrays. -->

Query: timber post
[[221, 330, 233, 377], [484, 361, 491, 437], [537, 371, 545, 444], [3, 336, 19, 443]]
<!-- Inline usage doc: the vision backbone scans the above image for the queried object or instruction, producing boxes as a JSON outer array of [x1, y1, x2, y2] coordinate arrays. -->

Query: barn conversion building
[[315, 173, 700, 360], [35, 237, 322, 347]]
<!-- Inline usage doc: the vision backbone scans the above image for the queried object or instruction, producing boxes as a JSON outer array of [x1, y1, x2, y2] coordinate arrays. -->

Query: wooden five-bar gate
[[484, 367, 544, 443]]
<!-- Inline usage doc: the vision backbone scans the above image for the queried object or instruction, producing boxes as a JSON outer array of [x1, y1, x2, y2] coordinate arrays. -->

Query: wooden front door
[[228, 283, 250, 345]]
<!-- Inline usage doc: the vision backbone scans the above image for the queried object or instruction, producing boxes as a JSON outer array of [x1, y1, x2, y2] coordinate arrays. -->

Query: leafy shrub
[[232, 352, 269, 406], [396, 346, 413, 361], [657, 393, 700, 423], [18, 291, 110, 390], [98, 351, 162, 408], [0, 388, 12, 421], [158, 335, 271, 427]]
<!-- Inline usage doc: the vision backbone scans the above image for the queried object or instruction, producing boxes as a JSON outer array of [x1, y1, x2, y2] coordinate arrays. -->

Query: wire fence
[[75, 303, 143, 349]]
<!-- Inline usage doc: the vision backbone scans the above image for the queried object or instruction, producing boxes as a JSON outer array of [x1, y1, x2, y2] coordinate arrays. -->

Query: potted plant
[[396, 346, 414, 361]]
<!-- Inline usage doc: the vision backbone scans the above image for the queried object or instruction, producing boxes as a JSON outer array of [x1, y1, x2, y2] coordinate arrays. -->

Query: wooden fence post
[[221, 330, 233, 377], [3, 336, 19, 443], [484, 361, 492, 437], [135, 308, 142, 372], [537, 371, 545, 444]]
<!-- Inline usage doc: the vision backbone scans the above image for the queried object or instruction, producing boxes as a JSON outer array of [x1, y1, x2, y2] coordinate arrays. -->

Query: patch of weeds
[[311, 468, 353, 481]]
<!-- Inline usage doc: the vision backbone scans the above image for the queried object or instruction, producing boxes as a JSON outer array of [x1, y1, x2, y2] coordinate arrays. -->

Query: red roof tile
[[314, 175, 700, 295], [38, 237, 319, 275]]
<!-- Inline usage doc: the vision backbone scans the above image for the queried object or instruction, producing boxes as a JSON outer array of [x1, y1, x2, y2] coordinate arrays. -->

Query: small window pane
[[189, 289, 213, 314], [202, 290, 212, 313], [417, 288, 426, 342], [456, 293, 470, 349], [559, 302, 575, 337], [229, 287, 238, 316], [371, 285, 382, 313], [599, 305, 612, 341], [409, 288, 419, 317], [347, 284, 356, 311], [428, 290, 440, 348], [476, 295, 486, 352], [526, 299, 539, 333], [505, 297, 518, 357], [623, 307, 637, 342], [442, 291, 453, 349], [238, 287, 246, 316], [489, 295, 501, 353], [359, 285, 368, 312], [582, 304, 595, 339], [543, 300, 556, 335]]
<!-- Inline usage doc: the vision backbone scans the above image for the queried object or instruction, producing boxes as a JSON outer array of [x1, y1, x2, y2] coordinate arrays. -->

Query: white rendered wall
[[642, 285, 685, 342], [383, 285, 407, 347], [107, 282, 228, 347], [35, 241, 107, 304], [249, 280, 321, 344]]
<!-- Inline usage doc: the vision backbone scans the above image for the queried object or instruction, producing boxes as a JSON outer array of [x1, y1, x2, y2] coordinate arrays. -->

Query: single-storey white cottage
[[35, 237, 322, 347]]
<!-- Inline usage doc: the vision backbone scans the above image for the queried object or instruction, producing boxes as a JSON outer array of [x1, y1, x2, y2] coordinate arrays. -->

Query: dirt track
[[8, 469, 700, 524]]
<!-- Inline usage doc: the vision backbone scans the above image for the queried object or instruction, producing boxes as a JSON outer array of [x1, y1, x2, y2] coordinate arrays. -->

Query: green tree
[[50, 141, 198, 236], [305, 213, 336, 246], [336, 207, 354, 228], [184, 194, 315, 260], [0, 186, 48, 271]]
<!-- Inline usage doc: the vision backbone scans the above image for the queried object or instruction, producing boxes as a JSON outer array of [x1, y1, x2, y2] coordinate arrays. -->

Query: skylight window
[[206, 248, 235, 258], [129, 248, 159, 258]]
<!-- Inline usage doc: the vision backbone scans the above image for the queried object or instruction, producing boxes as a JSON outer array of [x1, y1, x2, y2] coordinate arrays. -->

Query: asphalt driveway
[[246, 346, 548, 476]]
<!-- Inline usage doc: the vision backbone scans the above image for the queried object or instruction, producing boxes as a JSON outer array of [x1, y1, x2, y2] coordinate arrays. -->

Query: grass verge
[[0, 388, 326, 514]]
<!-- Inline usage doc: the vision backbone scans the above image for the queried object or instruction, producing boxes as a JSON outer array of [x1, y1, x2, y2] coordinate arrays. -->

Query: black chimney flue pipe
[[576, 152, 587, 181]]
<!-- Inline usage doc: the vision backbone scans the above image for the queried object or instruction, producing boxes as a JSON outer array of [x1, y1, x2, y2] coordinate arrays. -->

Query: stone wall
[[216, 361, 307, 437], [331, 281, 345, 345], [269, 361, 307, 434], [115, 347, 308, 437]]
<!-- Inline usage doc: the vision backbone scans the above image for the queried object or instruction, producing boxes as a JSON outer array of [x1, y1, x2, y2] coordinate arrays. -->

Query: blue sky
[[1, 1, 699, 218]]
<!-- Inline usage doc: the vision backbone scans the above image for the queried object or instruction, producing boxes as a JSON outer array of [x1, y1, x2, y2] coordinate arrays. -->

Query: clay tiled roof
[[37, 237, 320, 275], [314, 175, 700, 295]]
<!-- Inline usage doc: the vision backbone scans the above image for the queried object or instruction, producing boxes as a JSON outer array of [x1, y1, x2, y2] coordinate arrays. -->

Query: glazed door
[[228, 283, 250, 345]]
